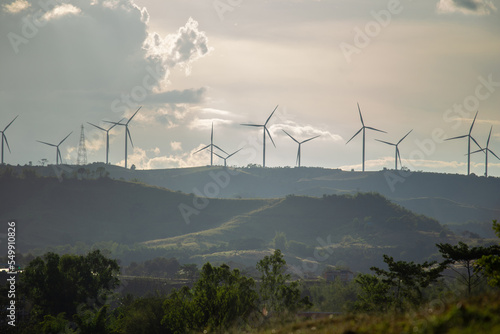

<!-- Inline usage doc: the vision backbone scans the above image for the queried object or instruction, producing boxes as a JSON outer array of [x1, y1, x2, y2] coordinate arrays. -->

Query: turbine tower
[[105, 107, 141, 169], [1, 115, 18, 165], [282, 130, 320, 167], [375, 130, 412, 170], [214, 148, 243, 167], [76, 124, 87, 165], [470, 126, 499, 177], [37, 132, 72, 165], [241, 105, 278, 168], [194, 123, 227, 166], [346, 103, 386, 172], [445, 111, 481, 175], [87, 119, 123, 164]]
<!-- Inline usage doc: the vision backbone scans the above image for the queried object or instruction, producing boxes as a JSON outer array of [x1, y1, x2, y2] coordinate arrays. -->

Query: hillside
[[13, 164, 498, 227], [0, 169, 482, 272]]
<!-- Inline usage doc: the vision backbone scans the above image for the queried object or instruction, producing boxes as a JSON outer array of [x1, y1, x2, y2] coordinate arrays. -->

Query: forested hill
[[13, 163, 498, 226], [0, 169, 472, 272]]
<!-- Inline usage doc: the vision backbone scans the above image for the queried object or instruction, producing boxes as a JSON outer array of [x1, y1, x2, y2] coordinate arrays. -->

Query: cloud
[[42, 3, 81, 21], [437, 0, 497, 15], [170, 141, 182, 151], [188, 118, 233, 130], [270, 120, 343, 142], [2, 0, 30, 14], [143, 17, 212, 87], [121, 145, 213, 169]]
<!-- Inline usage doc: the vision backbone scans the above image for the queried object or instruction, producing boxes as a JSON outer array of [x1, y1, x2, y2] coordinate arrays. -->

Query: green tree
[[162, 262, 258, 332], [354, 255, 445, 311], [477, 220, 500, 287], [21, 250, 120, 320], [256, 249, 311, 314], [273, 231, 288, 250], [437, 241, 500, 296], [115, 295, 166, 334]]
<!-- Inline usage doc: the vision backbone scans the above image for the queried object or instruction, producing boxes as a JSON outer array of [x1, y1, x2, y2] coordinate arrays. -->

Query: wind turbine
[[445, 111, 481, 175], [282, 130, 320, 167], [105, 107, 141, 169], [87, 119, 123, 165], [375, 130, 412, 170], [194, 123, 228, 166], [37, 132, 72, 165], [1, 115, 18, 165], [470, 126, 499, 177], [213, 148, 243, 167], [241, 105, 278, 168], [346, 103, 386, 172]]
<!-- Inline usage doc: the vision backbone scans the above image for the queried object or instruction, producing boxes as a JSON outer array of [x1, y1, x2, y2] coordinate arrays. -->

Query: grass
[[251, 292, 500, 334]]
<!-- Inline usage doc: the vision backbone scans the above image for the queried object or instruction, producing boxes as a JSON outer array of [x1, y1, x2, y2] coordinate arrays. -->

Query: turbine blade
[[375, 139, 395, 146], [127, 128, 134, 147], [357, 103, 364, 126], [58, 149, 63, 164], [397, 129, 413, 145], [104, 120, 124, 126], [470, 136, 482, 150], [469, 148, 485, 155], [469, 110, 478, 134], [486, 126, 492, 148], [212, 144, 229, 155], [301, 135, 320, 144], [265, 105, 278, 126], [397, 148, 402, 168], [296, 147, 300, 165], [488, 149, 500, 161], [265, 127, 276, 147], [4, 134, 11, 153], [445, 135, 468, 141], [37, 140, 57, 147], [108, 118, 125, 131], [194, 145, 210, 154], [227, 147, 243, 158], [241, 123, 262, 127], [282, 130, 299, 144], [213, 152, 225, 160], [127, 106, 142, 124], [58, 132, 72, 146], [346, 128, 363, 144], [87, 122, 106, 132], [365, 126, 386, 133], [3, 115, 18, 131]]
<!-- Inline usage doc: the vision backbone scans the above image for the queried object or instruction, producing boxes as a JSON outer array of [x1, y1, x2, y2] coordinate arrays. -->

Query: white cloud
[[120, 145, 214, 169], [170, 141, 182, 151], [188, 118, 233, 130], [270, 121, 343, 143], [2, 0, 30, 14], [437, 0, 497, 15], [42, 3, 81, 21]]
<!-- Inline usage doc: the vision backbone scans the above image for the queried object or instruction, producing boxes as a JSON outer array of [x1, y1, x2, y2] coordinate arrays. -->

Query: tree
[[162, 262, 258, 332], [256, 249, 311, 314], [354, 255, 446, 311], [437, 241, 500, 296], [272, 231, 288, 250], [477, 220, 500, 288], [21, 250, 120, 320]]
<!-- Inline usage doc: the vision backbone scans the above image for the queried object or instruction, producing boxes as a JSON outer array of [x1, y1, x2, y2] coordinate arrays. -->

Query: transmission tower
[[77, 124, 87, 165]]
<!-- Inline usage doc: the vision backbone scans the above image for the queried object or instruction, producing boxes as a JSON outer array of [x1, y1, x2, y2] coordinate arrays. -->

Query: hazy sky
[[1, 0, 500, 175]]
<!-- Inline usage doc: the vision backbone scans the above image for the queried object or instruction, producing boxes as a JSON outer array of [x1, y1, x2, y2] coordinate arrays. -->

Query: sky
[[1, 0, 500, 176]]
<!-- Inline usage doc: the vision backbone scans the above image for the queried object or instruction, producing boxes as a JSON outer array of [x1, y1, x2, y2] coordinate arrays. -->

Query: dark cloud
[[437, 0, 497, 15]]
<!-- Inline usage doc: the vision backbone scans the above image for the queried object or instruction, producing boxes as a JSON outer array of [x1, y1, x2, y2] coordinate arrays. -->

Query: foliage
[[256, 249, 312, 313], [477, 220, 500, 287], [162, 262, 258, 332], [437, 239, 500, 295], [306, 279, 359, 312], [125, 257, 180, 278], [115, 295, 166, 334], [21, 250, 120, 319], [354, 255, 446, 311]]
